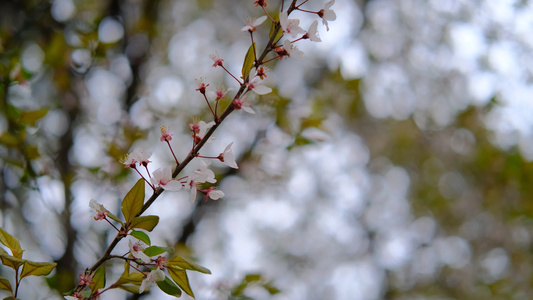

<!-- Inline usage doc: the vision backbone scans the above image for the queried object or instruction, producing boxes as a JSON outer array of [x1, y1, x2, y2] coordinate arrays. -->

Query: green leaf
[[117, 284, 141, 294], [0, 132, 20, 147], [121, 179, 145, 224], [263, 282, 281, 295], [167, 268, 192, 298], [245, 274, 261, 283], [90, 267, 105, 293], [19, 108, 48, 126], [269, 14, 283, 43], [0, 248, 25, 271], [168, 256, 211, 274], [130, 215, 159, 232], [157, 276, 182, 298], [0, 276, 12, 294], [116, 267, 145, 286], [130, 230, 151, 246], [3, 297, 19, 300], [106, 211, 123, 224], [241, 42, 256, 79], [20, 260, 56, 278], [0, 228, 23, 258], [144, 246, 169, 257]]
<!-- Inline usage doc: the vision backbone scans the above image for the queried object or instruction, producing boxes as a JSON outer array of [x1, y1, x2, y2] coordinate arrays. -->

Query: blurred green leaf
[[242, 42, 256, 79], [130, 215, 159, 232], [20, 260, 56, 278], [144, 246, 170, 257], [167, 268, 192, 298], [130, 230, 151, 246], [19, 108, 48, 126], [121, 179, 145, 224], [269, 14, 283, 43], [0, 228, 23, 258], [157, 276, 182, 298], [167, 256, 211, 274], [89, 267, 105, 293], [0, 276, 12, 294]]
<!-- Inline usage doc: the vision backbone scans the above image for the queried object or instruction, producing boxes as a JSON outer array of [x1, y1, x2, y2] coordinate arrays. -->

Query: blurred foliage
[[1, 0, 532, 299]]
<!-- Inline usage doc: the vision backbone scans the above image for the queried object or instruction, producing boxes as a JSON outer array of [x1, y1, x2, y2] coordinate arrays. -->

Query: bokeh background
[[1, 0, 533, 299]]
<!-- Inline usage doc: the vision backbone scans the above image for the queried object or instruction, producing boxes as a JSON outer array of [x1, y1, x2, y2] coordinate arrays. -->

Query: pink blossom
[[247, 78, 272, 95], [209, 51, 224, 67], [204, 186, 224, 201], [123, 148, 152, 168], [151, 167, 182, 191], [78, 272, 94, 286], [241, 16, 267, 32], [279, 11, 306, 38], [155, 256, 167, 269], [195, 78, 209, 94], [129, 240, 151, 263], [254, 0, 267, 7], [218, 142, 238, 169], [160, 125, 173, 142], [232, 97, 255, 114], [89, 200, 109, 221]]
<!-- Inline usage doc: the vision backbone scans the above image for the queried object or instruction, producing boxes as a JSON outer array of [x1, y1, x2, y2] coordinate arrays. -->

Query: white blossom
[[129, 240, 151, 263], [139, 269, 165, 293], [279, 11, 306, 38], [151, 167, 182, 191]]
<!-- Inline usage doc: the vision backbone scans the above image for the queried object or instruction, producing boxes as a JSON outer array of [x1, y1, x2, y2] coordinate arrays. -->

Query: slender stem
[[166, 140, 180, 165], [221, 65, 242, 84], [14, 266, 21, 298]]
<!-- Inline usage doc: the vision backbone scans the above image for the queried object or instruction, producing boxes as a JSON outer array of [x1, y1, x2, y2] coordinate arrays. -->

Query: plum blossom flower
[[151, 167, 182, 191], [218, 143, 238, 169], [139, 269, 165, 293], [186, 160, 217, 202], [318, 0, 336, 31], [160, 125, 173, 142], [129, 240, 151, 263], [78, 272, 94, 286], [306, 20, 322, 42], [193, 159, 216, 184], [204, 186, 224, 201], [279, 11, 306, 38], [190, 120, 216, 144], [253, 66, 268, 80], [232, 97, 255, 114], [122, 148, 152, 168], [242, 16, 267, 32], [209, 51, 224, 67], [89, 200, 109, 221], [247, 77, 272, 95], [283, 40, 303, 58], [155, 256, 167, 269], [208, 86, 231, 102], [254, 0, 267, 7], [195, 78, 209, 94]]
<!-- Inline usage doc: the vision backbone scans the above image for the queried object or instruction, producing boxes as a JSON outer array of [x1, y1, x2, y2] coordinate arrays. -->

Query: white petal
[[163, 180, 182, 191], [252, 85, 272, 95], [209, 190, 224, 200], [190, 188, 197, 203], [243, 106, 256, 114], [254, 15, 267, 26], [89, 199, 99, 210]]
